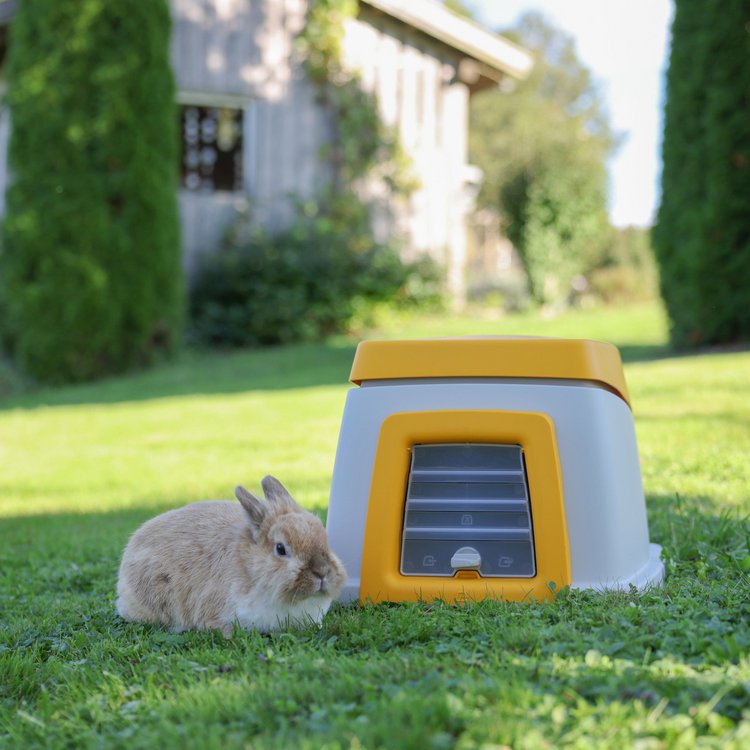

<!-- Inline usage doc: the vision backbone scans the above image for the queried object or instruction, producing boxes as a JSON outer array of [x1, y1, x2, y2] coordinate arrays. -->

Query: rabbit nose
[[313, 570, 326, 590]]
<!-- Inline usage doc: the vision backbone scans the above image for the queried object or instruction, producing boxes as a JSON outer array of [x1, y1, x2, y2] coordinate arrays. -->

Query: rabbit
[[116, 476, 347, 637]]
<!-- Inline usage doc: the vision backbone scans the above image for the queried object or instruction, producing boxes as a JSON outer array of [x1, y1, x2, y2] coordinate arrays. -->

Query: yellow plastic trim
[[360, 410, 571, 604], [350, 337, 630, 407]]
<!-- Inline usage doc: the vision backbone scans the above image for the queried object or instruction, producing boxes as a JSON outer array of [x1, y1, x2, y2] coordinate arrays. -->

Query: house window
[[180, 105, 243, 193]]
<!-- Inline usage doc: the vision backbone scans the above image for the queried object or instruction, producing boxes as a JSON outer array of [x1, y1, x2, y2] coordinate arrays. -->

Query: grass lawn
[[1, 301, 749, 748]]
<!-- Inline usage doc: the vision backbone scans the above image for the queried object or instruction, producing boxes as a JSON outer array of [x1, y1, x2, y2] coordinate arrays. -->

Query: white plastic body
[[326, 378, 665, 602]]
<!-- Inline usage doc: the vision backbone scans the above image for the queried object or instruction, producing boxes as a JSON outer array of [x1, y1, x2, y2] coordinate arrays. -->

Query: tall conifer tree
[[654, 0, 750, 346], [1, 1, 183, 382]]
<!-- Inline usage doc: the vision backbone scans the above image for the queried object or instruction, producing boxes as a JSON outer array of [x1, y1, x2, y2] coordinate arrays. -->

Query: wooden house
[[0, 0, 532, 300]]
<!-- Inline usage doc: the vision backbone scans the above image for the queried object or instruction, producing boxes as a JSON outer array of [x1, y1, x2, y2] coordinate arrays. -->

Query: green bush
[[587, 226, 659, 305], [587, 266, 654, 305], [0, 0, 183, 383], [189, 206, 443, 347]]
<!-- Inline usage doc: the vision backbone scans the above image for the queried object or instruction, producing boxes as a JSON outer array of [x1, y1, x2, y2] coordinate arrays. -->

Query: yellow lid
[[349, 337, 630, 406]]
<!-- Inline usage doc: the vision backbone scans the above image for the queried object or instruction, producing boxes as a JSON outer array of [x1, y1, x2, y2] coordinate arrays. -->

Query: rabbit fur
[[116, 476, 346, 636]]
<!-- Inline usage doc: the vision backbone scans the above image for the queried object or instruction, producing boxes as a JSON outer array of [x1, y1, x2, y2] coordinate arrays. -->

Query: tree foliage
[[470, 13, 615, 304], [442, 0, 475, 19], [0, 0, 183, 383], [653, 0, 750, 347]]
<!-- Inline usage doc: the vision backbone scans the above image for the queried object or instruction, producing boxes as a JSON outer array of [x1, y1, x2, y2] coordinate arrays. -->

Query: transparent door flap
[[400, 444, 537, 578]]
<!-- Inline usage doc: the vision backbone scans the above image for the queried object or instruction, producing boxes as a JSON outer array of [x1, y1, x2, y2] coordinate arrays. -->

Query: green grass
[[1, 301, 749, 749]]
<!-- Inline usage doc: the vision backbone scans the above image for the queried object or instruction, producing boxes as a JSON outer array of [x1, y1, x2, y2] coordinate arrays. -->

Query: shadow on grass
[[0, 340, 359, 412], [617, 343, 673, 363], [1, 333, 746, 414], [0, 500, 332, 628], [619, 339, 750, 364], [0, 500, 331, 557]]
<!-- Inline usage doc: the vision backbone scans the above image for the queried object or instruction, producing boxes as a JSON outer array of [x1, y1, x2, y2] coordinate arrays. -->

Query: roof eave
[[360, 0, 533, 80]]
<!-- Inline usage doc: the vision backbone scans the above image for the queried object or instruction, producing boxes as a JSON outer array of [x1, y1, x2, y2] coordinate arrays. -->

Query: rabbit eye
[[275, 543, 287, 557]]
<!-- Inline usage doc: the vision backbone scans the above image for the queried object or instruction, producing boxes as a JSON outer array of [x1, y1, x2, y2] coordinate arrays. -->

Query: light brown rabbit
[[116, 476, 346, 636]]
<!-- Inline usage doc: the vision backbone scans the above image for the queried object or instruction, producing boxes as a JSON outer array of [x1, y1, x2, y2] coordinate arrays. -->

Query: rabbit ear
[[261, 475, 300, 512], [235, 485, 267, 538]]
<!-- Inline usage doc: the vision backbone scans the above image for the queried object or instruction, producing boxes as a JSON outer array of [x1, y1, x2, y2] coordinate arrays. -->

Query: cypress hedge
[[0, 0, 183, 383], [653, 0, 750, 347]]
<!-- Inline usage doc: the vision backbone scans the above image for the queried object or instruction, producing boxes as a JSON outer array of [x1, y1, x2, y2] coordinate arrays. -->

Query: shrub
[[391, 254, 446, 312], [189, 207, 442, 347], [587, 267, 655, 306], [587, 226, 659, 305], [0, 0, 183, 383]]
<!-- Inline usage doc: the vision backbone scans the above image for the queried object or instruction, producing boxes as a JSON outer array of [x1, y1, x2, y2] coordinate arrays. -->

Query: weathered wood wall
[[171, 0, 332, 274], [342, 4, 472, 300]]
